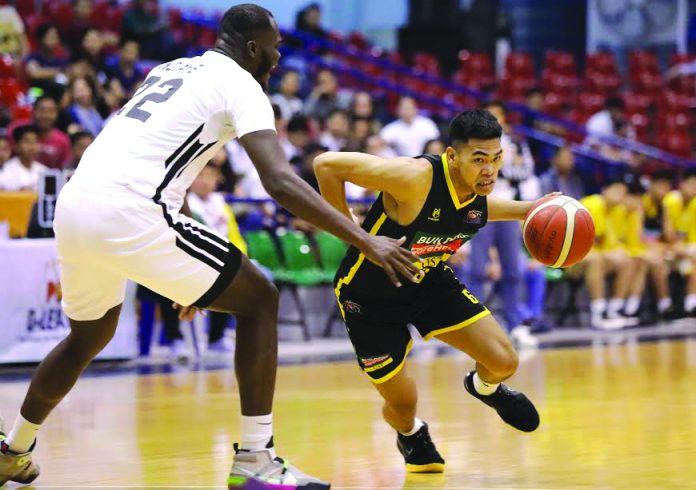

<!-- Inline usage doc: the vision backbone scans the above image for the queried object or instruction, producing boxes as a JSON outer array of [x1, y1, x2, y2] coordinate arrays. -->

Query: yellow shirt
[[686, 197, 696, 244], [663, 190, 689, 239], [581, 194, 644, 255]]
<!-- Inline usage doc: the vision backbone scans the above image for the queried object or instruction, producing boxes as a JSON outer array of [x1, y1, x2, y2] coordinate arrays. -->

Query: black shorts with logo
[[336, 264, 490, 384]]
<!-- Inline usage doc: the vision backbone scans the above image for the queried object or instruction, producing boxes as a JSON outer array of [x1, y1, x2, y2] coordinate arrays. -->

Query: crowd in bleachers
[[0, 1, 695, 351]]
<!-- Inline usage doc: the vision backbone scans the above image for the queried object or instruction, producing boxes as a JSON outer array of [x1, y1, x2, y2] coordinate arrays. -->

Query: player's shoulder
[[580, 194, 603, 210], [663, 190, 682, 206]]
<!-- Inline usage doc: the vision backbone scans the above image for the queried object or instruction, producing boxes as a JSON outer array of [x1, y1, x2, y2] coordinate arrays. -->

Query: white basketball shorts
[[53, 182, 242, 321]]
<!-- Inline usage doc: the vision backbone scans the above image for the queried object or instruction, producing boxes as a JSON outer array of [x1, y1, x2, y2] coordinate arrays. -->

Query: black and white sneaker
[[396, 422, 445, 473], [464, 371, 540, 432]]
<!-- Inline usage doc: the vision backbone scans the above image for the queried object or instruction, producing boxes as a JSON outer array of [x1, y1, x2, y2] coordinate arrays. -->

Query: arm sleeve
[[224, 79, 276, 138]]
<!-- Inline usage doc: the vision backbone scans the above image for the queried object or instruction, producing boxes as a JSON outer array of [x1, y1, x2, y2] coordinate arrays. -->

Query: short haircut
[[287, 115, 310, 133], [271, 103, 282, 120], [218, 4, 273, 48], [326, 108, 348, 120], [13, 124, 39, 143], [448, 109, 502, 146], [682, 166, 696, 180], [623, 173, 645, 195], [70, 130, 93, 146], [33, 94, 58, 110], [606, 96, 624, 110], [651, 168, 673, 184]]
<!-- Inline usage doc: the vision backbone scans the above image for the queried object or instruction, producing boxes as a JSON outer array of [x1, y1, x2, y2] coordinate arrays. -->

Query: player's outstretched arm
[[313, 151, 429, 215], [240, 130, 421, 286], [488, 192, 562, 221]]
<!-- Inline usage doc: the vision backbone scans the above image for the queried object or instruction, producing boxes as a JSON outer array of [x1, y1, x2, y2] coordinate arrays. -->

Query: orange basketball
[[523, 195, 595, 268]]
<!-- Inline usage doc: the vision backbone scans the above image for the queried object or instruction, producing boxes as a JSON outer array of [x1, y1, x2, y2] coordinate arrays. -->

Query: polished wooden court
[[1, 339, 695, 489]]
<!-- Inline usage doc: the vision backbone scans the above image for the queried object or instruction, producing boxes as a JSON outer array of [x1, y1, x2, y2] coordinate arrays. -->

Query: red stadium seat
[[629, 112, 651, 143], [623, 92, 653, 115], [505, 52, 534, 77], [11, 104, 32, 121], [670, 53, 696, 67], [457, 51, 494, 87], [500, 75, 536, 99], [542, 71, 578, 95], [584, 71, 622, 95], [577, 92, 605, 116], [586, 52, 618, 75], [0, 55, 15, 79], [542, 92, 565, 115], [545, 50, 576, 75], [657, 110, 691, 132], [629, 50, 659, 77], [631, 71, 663, 97]]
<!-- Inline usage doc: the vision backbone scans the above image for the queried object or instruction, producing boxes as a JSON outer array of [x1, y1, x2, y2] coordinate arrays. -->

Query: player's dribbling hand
[[172, 302, 207, 321], [363, 235, 423, 287]]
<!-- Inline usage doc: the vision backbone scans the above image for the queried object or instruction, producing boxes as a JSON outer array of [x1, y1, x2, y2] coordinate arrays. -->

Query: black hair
[[525, 87, 543, 97], [13, 124, 39, 143], [287, 114, 310, 133], [271, 103, 282, 120], [682, 167, 696, 180], [606, 96, 624, 110], [218, 4, 274, 49], [33, 95, 58, 109], [70, 130, 93, 146], [623, 173, 645, 195], [651, 168, 673, 184], [448, 109, 502, 146], [35, 23, 57, 44]]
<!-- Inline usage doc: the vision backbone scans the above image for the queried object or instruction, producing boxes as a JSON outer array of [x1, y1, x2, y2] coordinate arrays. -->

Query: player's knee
[[384, 394, 417, 419], [488, 343, 519, 379]]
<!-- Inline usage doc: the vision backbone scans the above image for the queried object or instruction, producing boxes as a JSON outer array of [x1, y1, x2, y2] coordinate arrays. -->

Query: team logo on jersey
[[465, 210, 483, 224], [428, 208, 441, 221], [410, 231, 470, 257], [342, 300, 362, 314]]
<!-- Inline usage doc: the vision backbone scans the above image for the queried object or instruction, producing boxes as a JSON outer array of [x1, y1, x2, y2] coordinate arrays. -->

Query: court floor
[[1, 338, 695, 489]]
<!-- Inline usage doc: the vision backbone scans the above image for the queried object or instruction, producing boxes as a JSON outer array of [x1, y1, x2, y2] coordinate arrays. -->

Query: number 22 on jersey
[[119, 76, 183, 122]]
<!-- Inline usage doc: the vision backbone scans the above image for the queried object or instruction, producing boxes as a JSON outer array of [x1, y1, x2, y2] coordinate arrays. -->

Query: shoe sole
[[0, 471, 39, 486], [405, 462, 445, 473], [228, 475, 330, 490]]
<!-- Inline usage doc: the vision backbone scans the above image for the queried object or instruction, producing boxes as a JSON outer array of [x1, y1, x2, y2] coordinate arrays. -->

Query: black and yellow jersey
[[334, 153, 487, 314], [642, 193, 664, 238]]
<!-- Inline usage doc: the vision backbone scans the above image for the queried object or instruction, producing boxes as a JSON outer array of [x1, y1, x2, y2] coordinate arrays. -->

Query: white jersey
[[72, 50, 275, 214]]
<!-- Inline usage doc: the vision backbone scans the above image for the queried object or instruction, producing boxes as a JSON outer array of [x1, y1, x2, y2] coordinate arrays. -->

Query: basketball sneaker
[[227, 438, 330, 490], [464, 370, 540, 432], [396, 422, 445, 473], [0, 419, 40, 486]]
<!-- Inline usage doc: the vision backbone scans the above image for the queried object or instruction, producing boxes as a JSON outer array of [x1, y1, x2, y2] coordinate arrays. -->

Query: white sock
[[624, 296, 641, 316], [658, 297, 672, 313], [7, 414, 40, 453], [685, 294, 696, 312], [240, 414, 275, 457], [399, 417, 424, 437], [473, 371, 499, 396], [590, 299, 607, 322], [607, 298, 624, 317]]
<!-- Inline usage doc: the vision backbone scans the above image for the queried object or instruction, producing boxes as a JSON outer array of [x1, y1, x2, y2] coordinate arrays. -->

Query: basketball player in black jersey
[[314, 109, 544, 472]]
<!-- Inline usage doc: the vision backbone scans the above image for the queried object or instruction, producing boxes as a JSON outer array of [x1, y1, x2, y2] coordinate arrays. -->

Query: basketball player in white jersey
[[0, 5, 420, 489]]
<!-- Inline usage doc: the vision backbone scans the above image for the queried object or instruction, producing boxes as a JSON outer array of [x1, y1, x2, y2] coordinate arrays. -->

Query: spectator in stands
[[66, 76, 105, 137], [297, 142, 328, 192], [24, 24, 69, 99], [9, 96, 71, 169], [585, 96, 635, 144], [344, 116, 372, 151], [208, 147, 236, 194], [295, 3, 329, 40], [271, 70, 303, 120], [380, 96, 440, 157], [280, 114, 311, 164], [350, 91, 375, 119], [423, 138, 446, 155], [61, 0, 119, 56], [320, 108, 349, 151], [0, 5, 29, 58], [71, 28, 107, 80], [304, 69, 351, 121], [0, 125, 47, 192], [122, 0, 171, 60], [0, 133, 11, 169], [577, 177, 642, 329], [539, 145, 585, 199], [105, 39, 144, 96], [466, 101, 538, 345], [67, 130, 93, 169], [363, 134, 396, 159]]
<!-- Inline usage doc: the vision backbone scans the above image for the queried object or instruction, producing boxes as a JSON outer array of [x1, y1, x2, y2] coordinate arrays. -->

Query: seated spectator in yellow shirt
[[573, 177, 638, 329]]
